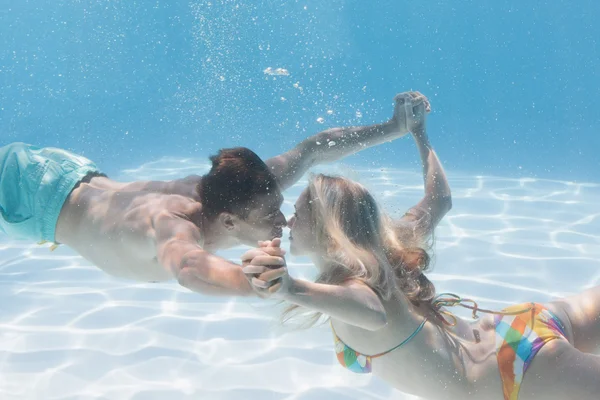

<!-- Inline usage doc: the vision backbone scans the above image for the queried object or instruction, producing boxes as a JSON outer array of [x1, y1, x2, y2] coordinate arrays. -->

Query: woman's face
[[287, 188, 318, 255]]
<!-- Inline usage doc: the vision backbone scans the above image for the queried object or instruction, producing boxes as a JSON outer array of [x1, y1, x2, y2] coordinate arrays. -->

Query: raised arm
[[265, 92, 415, 191], [397, 92, 452, 240], [155, 213, 254, 297]]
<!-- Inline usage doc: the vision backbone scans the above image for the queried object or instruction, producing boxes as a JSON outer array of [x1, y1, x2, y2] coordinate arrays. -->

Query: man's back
[[55, 176, 203, 282]]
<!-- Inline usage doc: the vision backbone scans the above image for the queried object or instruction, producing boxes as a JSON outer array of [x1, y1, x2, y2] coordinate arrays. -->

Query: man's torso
[[55, 176, 203, 282]]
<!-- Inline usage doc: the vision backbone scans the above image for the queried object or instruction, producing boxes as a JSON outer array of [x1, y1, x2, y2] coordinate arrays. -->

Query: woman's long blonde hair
[[282, 174, 436, 328]]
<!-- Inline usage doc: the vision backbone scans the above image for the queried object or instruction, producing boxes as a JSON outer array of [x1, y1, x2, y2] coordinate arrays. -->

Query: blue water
[[2, 1, 599, 179], [1, 2, 600, 399]]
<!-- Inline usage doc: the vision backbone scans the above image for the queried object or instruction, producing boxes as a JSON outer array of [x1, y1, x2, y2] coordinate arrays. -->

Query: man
[[0, 91, 425, 297]]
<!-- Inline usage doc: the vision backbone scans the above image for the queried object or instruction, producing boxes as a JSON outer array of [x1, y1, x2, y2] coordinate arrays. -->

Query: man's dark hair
[[198, 147, 279, 220]]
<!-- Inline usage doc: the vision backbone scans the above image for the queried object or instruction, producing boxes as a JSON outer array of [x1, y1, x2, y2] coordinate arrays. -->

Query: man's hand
[[393, 91, 431, 134], [248, 261, 292, 299]]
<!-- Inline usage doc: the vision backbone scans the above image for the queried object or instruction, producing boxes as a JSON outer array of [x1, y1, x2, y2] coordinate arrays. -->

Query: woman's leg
[[546, 285, 600, 354], [547, 286, 600, 354], [519, 340, 600, 400]]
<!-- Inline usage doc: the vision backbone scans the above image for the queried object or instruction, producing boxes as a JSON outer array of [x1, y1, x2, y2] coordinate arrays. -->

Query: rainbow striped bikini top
[[331, 318, 427, 374]]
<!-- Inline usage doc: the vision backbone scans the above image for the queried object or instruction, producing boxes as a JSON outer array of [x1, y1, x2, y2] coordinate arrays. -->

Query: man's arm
[[265, 93, 413, 191], [155, 214, 254, 296]]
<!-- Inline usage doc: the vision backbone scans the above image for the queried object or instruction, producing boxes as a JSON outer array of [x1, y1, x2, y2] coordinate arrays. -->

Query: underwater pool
[[1, 1, 599, 399]]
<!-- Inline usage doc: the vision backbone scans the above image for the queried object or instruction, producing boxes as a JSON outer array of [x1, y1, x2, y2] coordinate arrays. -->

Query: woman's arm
[[283, 278, 388, 331], [242, 244, 387, 331], [396, 93, 452, 240], [402, 127, 452, 235]]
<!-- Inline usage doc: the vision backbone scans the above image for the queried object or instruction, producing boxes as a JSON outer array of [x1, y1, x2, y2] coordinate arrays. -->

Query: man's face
[[234, 191, 287, 246]]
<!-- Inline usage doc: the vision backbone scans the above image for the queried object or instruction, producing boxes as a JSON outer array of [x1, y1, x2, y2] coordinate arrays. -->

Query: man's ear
[[219, 212, 240, 232]]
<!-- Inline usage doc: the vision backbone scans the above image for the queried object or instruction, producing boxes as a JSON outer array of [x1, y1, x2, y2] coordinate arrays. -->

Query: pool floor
[[1, 159, 599, 399]]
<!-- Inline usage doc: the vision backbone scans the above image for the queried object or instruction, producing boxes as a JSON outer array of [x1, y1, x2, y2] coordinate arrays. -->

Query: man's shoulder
[[120, 191, 201, 232], [148, 193, 203, 220], [179, 174, 203, 183], [171, 175, 203, 199], [151, 205, 203, 243]]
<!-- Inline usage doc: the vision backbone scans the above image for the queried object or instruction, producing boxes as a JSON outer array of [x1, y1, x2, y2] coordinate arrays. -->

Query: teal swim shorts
[[0, 142, 101, 243]]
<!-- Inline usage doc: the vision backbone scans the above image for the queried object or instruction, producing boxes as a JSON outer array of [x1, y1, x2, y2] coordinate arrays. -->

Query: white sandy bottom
[[1, 159, 599, 400]]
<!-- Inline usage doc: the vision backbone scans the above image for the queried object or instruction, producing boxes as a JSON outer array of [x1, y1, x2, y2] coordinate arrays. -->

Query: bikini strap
[[433, 293, 535, 323], [330, 317, 429, 359], [370, 317, 428, 359]]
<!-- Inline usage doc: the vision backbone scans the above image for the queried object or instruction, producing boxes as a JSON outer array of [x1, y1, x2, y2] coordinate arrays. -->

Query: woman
[[241, 94, 600, 400]]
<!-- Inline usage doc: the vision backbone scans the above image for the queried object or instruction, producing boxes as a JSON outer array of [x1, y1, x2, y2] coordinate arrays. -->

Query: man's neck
[[199, 214, 239, 251]]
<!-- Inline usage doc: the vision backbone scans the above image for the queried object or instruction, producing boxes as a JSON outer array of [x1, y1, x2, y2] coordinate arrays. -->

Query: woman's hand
[[241, 239, 286, 269], [241, 238, 293, 298], [393, 91, 431, 135]]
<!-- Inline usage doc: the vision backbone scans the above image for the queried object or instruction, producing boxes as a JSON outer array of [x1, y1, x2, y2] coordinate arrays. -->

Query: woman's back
[[330, 290, 504, 399]]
